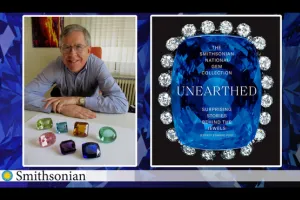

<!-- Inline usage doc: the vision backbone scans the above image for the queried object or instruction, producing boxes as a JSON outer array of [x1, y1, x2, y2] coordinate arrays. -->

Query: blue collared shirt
[[25, 54, 129, 114]]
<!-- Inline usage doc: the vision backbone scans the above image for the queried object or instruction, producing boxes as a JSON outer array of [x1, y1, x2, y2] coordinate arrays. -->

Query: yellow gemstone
[[73, 122, 89, 137]]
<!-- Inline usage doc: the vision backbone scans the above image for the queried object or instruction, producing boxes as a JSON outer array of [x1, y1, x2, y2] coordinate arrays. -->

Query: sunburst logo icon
[[2, 170, 13, 181]]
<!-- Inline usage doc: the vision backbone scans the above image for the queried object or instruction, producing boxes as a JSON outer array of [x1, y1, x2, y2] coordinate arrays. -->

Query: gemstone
[[56, 122, 68, 133], [240, 145, 252, 156], [82, 142, 101, 158], [166, 37, 181, 51], [260, 112, 271, 125], [237, 23, 251, 37], [171, 35, 262, 150], [261, 75, 274, 89], [99, 126, 117, 143], [255, 128, 266, 142], [158, 73, 172, 87], [160, 111, 172, 125], [219, 21, 233, 34], [36, 118, 53, 130], [201, 150, 216, 160], [201, 20, 215, 34], [252, 36, 266, 50], [259, 56, 271, 71], [160, 54, 174, 68], [182, 24, 197, 37], [182, 145, 196, 156], [73, 122, 89, 137], [158, 92, 171, 107], [39, 132, 56, 147], [166, 128, 178, 142], [60, 140, 76, 155], [221, 150, 235, 160], [261, 94, 273, 108]]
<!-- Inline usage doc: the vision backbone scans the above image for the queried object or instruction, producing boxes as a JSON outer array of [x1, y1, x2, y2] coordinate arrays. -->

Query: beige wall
[[24, 17, 83, 86]]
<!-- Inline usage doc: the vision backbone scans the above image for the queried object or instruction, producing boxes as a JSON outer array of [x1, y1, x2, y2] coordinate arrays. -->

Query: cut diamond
[[158, 73, 171, 87], [182, 24, 196, 37], [261, 75, 274, 89], [219, 21, 233, 34], [160, 111, 172, 125], [160, 54, 174, 68], [166, 128, 178, 142], [201, 20, 215, 34], [252, 36, 266, 50], [260, 112, 271, 125], [237, 23, 251, 37], [201, 150, 216, 160], [158, 92, 171, 107], [166, 37, 181, 51], [240, 145, 252, 156], [261, 94, 273, 108], [171, 35, 262, 150], [182, 145, 196, 156], [221, 150, 235, 160], [259, 56, 271, 71], [255, 128, 266, 142]]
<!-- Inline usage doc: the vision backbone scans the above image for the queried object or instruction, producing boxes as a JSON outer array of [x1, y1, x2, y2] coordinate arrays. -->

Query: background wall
[[24, 16, 136, 86]]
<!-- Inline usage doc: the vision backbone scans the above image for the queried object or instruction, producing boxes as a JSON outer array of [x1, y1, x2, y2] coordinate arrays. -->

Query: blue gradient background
[[0, 13, 299, 188]]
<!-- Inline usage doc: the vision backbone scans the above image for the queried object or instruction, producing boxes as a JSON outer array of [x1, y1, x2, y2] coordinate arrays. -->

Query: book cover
[[150, 15, 282, 167]]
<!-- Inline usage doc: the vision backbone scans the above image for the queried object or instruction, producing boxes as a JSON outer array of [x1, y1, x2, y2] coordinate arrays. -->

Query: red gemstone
[[39, 132, 56, 147]]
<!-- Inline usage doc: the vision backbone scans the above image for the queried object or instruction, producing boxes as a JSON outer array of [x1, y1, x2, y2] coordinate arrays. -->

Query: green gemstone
[[99, 126, 117, 143], [36, 118, 53, 130]]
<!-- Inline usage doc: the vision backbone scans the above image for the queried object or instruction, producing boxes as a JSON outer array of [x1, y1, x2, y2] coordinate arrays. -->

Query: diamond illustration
[[158, 73, 171, 87], [166, 128, 178, 142], [182, 24, 197, 37], [259, 56, 271, 71], [160, 111, 172, 125], [237, 23, 251, 37], [158, 92, 171, 107], [260, 112, 271, 125], [261, 94, 273, 108], [160, 54, 174, 68], [219, 21, 233, 34], [201, 20, 215, 34]]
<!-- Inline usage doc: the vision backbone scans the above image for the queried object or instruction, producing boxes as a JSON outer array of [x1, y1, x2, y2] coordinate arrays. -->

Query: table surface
[[23, 110, 137, 167]]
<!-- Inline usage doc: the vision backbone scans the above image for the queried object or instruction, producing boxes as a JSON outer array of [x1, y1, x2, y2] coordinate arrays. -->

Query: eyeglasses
[[60, 44, 88, 54]]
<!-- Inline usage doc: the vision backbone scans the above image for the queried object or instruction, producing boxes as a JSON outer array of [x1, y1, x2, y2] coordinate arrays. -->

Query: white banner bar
[[1, 170, 300, 182]]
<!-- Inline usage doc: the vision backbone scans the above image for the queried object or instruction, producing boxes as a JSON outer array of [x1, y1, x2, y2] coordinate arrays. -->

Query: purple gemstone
[[60, 140, 76, 155]]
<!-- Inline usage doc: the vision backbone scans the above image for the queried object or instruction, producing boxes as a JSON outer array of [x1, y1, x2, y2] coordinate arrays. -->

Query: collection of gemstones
[[159, 21, 272, 161], [36, 118, 117, 159]]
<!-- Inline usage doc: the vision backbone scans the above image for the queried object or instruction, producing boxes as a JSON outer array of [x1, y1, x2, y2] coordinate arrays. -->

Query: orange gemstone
[[73, 122, 89, 137]]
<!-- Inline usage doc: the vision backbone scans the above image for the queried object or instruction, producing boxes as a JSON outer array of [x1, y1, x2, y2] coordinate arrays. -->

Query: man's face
[[61, 31, 91, 73]]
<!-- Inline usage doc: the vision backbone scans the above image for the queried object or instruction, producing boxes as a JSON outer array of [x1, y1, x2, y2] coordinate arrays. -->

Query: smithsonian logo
[[2, 170, 13, 181]]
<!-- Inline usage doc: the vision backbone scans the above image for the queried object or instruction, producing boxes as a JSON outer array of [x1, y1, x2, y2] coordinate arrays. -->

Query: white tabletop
[[23, 110, 137, 167]]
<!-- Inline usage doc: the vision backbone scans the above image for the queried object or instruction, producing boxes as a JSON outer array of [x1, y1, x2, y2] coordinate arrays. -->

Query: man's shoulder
[[46, 56, 64, 69], [88, 54, 105, 69]]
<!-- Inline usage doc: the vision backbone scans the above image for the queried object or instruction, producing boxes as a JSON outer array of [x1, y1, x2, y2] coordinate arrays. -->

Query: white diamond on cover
[[261, 94, 273, 108], [182, 145, 196, 156], [255, 128, 266, 142], [201, 20, 215, 34], [219, 21, 233, 34], [182, 24, 197, 37], [158, 73, 171, 87], [166, 37, 181, 51], [166, 128, 178, 142], [160, 54, 174, 68], [260, 112, 271, 125], [259, 56, 271, 71], [221, 150, 236, 160], [201, 150, 216, 161], [240, 145, 253, 156], [261, 75, 274, 89], [252, 36, 266, 50], [160, 111, 172, 125], [158, 92, 171, 107], [237, 23, 251, 37]]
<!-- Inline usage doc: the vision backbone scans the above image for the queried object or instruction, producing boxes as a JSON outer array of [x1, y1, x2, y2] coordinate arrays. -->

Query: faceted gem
[[261, 94, 273, 108], [259, 56, 271, 71], [255, 128, 266, 142], [158, 73, 172, 87], [201, 20, 215, 34], [182, 24, 197, 37], [171, 35, 262, 150], [160, 111, 172, 125], [160, 54, 174, 68], [39, 132, 56, 147], [56, 122, 68, 133], [36, 118, 53, 130], [201, 150, 216, 161], [166, 128, 178, 142], [237, 23, 251, 37], [73, 122, 89, 137], [158, 92, 171, 107], [260, 112, 271, 125], [82, 142, 101, 158], [182, 145, 196, 156], [60, 140, 76, 155], [252, 36, 266, 50], [219, 21, 233, 34], [261, 75, 274, 89], [240, 145, 253, 156], [99, 126, 117, 143], [221, 150, 236, 160]]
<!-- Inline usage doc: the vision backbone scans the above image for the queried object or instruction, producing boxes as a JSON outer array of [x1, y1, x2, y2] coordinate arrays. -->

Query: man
[[25, 24, 129, 119]]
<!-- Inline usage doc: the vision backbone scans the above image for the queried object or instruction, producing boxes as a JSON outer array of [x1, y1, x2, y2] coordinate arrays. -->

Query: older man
[[25, 24, 129, 119]]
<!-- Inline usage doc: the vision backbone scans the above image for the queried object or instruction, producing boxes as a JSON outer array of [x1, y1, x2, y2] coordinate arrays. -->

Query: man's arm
[[25, 61, 58, 113], [84, 61, 129, 114]]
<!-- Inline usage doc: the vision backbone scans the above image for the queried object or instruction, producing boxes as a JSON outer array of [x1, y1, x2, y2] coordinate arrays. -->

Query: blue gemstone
[[56, 122, 68, 133], [171, 35, 262, 150], [82, 142, 101, 158]]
